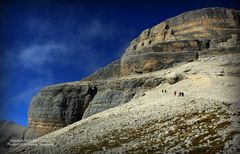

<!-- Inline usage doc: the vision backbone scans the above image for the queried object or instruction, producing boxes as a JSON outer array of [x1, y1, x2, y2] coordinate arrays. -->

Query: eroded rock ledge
[[121, 7, 240, 75]]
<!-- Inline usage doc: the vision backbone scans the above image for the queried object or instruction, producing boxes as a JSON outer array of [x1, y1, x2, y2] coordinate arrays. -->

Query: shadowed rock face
[[27, 7, 240, 137], [0, 121, 26, 153], [0, 121, 39, 153], [28, 83, 97, 136], [82, 77, 162, 118]]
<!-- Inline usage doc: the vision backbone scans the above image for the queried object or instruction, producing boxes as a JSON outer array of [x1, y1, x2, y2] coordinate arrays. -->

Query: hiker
[[178, 92, 181, 97], [162, 90, 164, 93], [165, 90, 167, 93], [182, 92, 184, 97], [174, 91, 176, 96]]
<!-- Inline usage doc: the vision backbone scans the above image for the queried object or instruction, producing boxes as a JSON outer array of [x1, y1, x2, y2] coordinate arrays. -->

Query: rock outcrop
[[82, 77, 163, 118], [27, 7, 240, 138], [28, 83, 97, 136], [0, 121, 38, 153], [121, 7, 240, 75]]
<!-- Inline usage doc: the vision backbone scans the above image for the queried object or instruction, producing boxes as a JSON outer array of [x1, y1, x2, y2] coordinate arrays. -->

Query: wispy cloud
[[19, 42, 68, 69], [15, 17, 125, 73], [2, 14, 134, 98], [0, 3, 138, 126]]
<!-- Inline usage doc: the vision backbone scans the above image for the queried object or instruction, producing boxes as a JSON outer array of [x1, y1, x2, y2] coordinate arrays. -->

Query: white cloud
[[18, 42, 69, 71]]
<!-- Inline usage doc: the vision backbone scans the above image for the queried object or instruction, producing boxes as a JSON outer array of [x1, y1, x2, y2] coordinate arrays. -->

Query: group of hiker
[[162, 89, 185, 97], [174, 91, 184, 97]]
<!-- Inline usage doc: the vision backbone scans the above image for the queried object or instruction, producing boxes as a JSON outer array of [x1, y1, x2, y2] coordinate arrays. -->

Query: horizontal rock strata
[[121, 8, 240, 75], [28, 83, 97, 136]]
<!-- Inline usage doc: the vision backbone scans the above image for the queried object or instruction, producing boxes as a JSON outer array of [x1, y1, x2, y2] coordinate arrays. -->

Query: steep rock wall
[[28, 83, 97, 136], [121, 7, 240, 75]]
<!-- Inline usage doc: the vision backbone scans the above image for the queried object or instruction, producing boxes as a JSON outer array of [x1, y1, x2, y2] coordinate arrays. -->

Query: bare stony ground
[[10, 53, 240, 154]]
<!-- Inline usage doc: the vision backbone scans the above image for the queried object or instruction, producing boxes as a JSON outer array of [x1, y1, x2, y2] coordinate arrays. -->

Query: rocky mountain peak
[[120, 7, 240, 75], [25, 7, 240, 140]]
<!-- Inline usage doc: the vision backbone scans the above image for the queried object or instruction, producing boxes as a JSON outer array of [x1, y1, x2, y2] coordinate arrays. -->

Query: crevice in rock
[[165, 24, 169, 30], [163, 24, 170, 41], [61, 95, 67, 124], [200, 39, 211, 50], [78, 86, 98, 121], [196, 52, 199, 60], [58, 86, 99, 125], [133, 45, 137, 50], [22, 129, 26, 140], [135, 71, 143, 74], [149, 40, 152, 45]]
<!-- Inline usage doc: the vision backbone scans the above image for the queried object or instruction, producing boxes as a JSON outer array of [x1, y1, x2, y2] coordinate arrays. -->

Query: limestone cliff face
[[28, 7, 240, 137], [28, 83, 97, 136], [121, 7, 240, 75]]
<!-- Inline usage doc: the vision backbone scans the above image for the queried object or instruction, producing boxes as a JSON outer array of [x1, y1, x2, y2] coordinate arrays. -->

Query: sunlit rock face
[[27, 7, 240, 138], [121, 7, 240, 75]]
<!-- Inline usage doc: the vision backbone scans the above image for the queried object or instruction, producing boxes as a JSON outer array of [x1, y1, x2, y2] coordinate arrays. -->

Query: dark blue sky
[[0, 0, 239, 126]]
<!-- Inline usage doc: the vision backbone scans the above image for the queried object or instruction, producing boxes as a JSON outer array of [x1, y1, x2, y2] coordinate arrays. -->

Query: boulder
[[166, 72, 185, 84]]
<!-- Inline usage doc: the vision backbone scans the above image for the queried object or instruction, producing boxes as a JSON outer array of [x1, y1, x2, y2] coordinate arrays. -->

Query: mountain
[[9, 7, 240, 153]]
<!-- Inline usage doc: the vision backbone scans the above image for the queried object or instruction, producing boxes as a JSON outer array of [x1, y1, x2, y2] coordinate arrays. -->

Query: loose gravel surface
[[10, 53, 240, 154]]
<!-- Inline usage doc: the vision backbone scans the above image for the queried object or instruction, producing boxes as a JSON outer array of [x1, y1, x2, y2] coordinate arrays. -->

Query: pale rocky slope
[[11, 52, 240, 153]]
